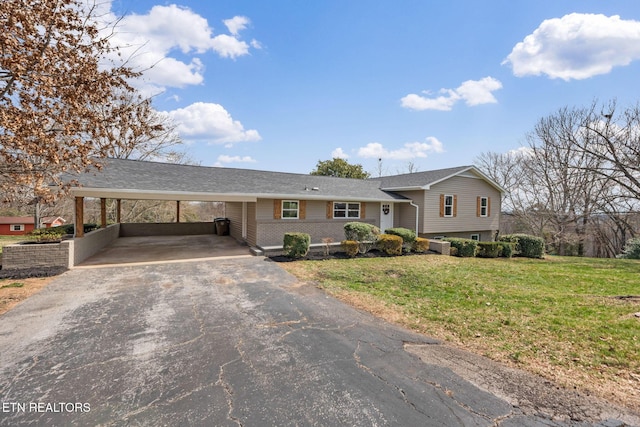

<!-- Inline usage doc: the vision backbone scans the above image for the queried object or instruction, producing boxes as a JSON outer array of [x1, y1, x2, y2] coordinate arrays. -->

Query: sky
[[103, 0, 640, 176]]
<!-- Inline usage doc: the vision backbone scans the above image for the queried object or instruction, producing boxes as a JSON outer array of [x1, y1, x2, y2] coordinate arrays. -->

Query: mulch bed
[[0, 266, 68, 280], [269, 249, 436, 263]]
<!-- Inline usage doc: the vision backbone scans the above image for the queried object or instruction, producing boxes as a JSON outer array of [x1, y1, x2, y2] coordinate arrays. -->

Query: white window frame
[[333, 202, 361, 219], [479, 197, 488, 217], [470, 234, 480, 241], [444, 195, 454, 217], [282, 200, 299, 219], [11, 224, 24, 232]]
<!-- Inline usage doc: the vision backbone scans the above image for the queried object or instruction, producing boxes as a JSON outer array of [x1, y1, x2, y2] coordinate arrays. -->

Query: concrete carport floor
[[0, 257, 636, 426], [78, 234, 251, 266]]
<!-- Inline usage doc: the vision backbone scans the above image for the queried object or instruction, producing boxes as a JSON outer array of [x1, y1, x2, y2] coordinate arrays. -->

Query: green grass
[[281, 255, 640, 405], [0, 235, 26, 254], [0, 282, 24, 289]]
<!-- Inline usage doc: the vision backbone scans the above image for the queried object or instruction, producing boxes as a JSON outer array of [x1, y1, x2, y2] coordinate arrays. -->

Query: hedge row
[[444, 234, 543, 258], [282, 224, 431, 259]]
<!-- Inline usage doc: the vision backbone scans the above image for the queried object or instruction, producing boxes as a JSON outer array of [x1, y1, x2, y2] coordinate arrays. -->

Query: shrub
[[444, 238, 477, 257], [283, 232, 310, 258], [341, 240, 359, 258], [413, 237, 430, 253], [344, 222, 380, 253], [385, 227, 416, 251], [476, 242, 502, 258], [498, 242, 515, 258], [376, 234, 403, 256], [617, 237, 640, 259], [500, 234, 545, 258], [27, 228, 64, 243]]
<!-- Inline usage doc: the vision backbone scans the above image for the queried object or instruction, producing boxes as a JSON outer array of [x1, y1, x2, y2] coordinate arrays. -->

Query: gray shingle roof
[[67, 158, 409, 201], [371, 165, 473, 189]]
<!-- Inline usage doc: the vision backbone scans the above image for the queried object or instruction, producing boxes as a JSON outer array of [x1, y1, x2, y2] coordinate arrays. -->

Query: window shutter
[[487, 197, 491, 217], [453, 195, 458, 217], [477, 196, 481, 217], [361, 202, 366, 219], [439, 194, 444, 217], [274, 200, 282, 219], [326, 201, 333, 219], [300, 200, 306, 220]]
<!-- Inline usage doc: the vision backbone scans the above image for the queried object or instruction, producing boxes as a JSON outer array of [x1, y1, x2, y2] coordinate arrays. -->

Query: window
[[11, 224, 24, 232], [471, 234, 480, 241], [333, 202, 360, 219], [444, 195, 454, 217], [478, 197, 489, 217], [282, 200, 299, 219]]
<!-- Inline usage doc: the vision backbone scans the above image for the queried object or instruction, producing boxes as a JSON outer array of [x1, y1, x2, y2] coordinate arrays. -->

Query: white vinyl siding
[[424, 176, 500, 234]]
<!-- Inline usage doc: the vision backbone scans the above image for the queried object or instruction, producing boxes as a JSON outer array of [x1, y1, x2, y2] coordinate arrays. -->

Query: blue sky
[[105, 0, 640, 176]]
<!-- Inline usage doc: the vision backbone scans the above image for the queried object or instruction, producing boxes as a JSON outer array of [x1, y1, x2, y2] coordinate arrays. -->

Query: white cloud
[[166, 102, 261, 144], [503, 13, 640, 80], [357, 137, 444, 160], [401, 77, 502, 111], [224, 16, 250, 36], [215, 155, 257, 166], [331, 148, 349, 159], [101, 5, 258, 92]]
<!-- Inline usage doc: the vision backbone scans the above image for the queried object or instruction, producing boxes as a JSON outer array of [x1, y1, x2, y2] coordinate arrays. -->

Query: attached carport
[[69, 186, 257, 267]]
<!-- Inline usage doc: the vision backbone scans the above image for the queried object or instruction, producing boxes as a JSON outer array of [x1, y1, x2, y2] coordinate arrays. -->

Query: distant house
[[0, 216, 65, 236], [67, 158, 506, 251]]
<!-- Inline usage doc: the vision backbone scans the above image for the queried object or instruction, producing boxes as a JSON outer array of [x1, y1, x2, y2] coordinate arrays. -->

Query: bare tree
[[93, 90, 183, 162], [476, 100, 640, 257], [0, 0, 139, 201]]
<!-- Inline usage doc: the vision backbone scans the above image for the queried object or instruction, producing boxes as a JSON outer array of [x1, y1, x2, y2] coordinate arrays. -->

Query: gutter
[[410, 201, 419, 235]]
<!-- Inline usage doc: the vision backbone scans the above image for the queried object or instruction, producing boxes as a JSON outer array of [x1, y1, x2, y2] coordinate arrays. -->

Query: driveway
[[0, 258, 636, 426]]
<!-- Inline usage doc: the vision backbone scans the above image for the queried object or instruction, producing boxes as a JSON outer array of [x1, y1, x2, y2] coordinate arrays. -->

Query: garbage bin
[[214, 217, 230, 236]]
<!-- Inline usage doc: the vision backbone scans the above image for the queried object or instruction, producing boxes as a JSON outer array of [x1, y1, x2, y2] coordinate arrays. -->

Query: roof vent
[[312, 187, 320, 191]]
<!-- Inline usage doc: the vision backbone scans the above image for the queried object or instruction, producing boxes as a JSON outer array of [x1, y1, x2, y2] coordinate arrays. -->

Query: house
[[0, 216, 65, 235], [66, 158, 505, 252]]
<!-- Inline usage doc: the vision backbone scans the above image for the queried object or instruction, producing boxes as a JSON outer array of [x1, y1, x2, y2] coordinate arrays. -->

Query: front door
[[380, 203, 394, 232]]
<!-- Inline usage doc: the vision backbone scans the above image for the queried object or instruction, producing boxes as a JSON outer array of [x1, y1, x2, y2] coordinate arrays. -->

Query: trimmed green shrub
[[283, 232, 310, 258], [341, 240, 359, 258], [384, 227, 416, 247], [27, 228, 64, 243], [500, 234, 545, 258], [498, 242, 515, 258], [344, 222, 380, 253], [617, 237, 640, 259], [377, 234, 403, 256], [444, 238, 477, 257], [476, 242, 502, 258], [413, 237, 430, 253]]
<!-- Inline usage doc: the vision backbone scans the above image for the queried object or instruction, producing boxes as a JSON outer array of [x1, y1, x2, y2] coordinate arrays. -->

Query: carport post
[[75, 196, 84, 237], [176, 201, 181, 223], [116, 199, 121, 223], [100, 198, 107, 229]]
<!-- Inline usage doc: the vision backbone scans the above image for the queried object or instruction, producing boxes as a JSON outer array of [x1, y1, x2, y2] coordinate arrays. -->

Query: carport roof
[[66, 158, 410, 202]]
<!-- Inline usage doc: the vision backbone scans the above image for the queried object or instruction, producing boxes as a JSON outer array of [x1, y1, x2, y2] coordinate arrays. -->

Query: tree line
[[476, 100, 640, 257]]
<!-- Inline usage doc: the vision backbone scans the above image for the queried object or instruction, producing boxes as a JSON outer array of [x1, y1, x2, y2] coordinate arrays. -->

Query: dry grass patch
[[0, 276, 54, 316]]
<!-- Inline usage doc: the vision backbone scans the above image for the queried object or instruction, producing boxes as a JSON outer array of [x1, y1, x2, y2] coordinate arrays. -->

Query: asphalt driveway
[[0, 257, 636, 426]]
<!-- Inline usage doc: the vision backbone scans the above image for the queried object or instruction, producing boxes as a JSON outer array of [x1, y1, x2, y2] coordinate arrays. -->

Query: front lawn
[[280, 255, 640, 412]]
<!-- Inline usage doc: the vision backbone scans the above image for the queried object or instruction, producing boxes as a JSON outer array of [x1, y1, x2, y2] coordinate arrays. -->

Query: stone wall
[[119, 222, 215, 237], [2, 240, 72, 270], [72, 224, 121, 266]]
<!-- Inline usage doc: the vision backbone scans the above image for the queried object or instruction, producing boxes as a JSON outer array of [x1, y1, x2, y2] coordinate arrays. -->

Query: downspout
[[410, 201, 419, 236]]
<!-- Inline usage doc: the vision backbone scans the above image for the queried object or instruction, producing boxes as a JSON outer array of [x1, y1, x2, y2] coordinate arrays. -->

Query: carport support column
[[75, 196, 84, 238], [116, 199, 121, 223], [100, 198, 107, 229], [176, 201, 181, 223]]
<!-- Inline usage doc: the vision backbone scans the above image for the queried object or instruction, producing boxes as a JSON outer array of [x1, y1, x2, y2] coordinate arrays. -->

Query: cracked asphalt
[[0, 257, 637, 426]]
